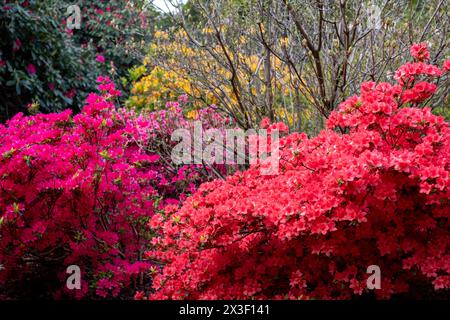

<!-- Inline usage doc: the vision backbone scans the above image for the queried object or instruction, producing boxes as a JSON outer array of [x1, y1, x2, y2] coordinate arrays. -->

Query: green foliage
[[68, 0, 159, 82], [0, 1, 161, 122], [0, 3, 98, 121]]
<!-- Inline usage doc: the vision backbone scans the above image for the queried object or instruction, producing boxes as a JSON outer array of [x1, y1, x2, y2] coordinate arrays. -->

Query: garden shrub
[[146, 45, 450, 299], [0, 76, 228, 299], [67, 0, 159, 89], [0, 2, 98, 121], [0, 1, 158, 122]]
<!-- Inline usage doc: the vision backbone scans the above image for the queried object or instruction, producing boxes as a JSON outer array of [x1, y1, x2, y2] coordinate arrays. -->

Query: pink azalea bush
[[145, 45, 449, 300], [0, 77, 228, 299]]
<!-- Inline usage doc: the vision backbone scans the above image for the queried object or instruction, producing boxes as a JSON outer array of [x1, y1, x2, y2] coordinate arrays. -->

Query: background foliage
[[129, 0, 449, 134], [0, 0, 160, 122]]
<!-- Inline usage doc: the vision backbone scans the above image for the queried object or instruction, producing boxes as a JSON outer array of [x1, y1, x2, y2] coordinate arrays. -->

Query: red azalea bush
[[0, 77, 228, 299], [146, 45, 450, 299]]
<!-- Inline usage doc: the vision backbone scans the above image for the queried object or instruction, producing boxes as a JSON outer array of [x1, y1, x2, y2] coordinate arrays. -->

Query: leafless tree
[[152, 0, 449, 132]]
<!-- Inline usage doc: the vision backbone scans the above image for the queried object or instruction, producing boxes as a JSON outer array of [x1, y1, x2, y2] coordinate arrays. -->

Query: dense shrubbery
[[0, 1, 158, 122], [145, 45, 450, 299], [67, 0, 158, 87], [0, 77, 228, 299], [0, 2, 97, 120]]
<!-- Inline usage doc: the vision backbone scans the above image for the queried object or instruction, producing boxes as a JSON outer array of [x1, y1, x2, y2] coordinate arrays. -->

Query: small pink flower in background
[[443, 60, 450, 72], [3, 5, 12, 10], [134, 291, 145, 300], [5, 203, 25, 221], [96, 9, 104, 15], [166, 101, 179, 108], [65, 89, 76, 99], [96, 75, 111, 83], [140, 12, 147, 28], [26, 63, 36, 75], [96, 55, 105, 63], [96, 75, 122, 97], [260, 117, 271, 129], [178, 94, 189, 104], [0, 60, 5, 68], [410, 43, 430, 62], [13, 39, 22, 52], [48, 83, 55, 91]]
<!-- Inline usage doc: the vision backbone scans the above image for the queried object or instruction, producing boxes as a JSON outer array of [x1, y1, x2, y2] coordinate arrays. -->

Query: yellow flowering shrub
[[127, 28, 314, 129], [126, 42, 217, 112]]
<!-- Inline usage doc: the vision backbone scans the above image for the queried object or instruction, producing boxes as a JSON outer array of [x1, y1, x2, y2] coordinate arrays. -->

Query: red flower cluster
[[394, 62, 442, 87], [146, 45, 449, 299], [0, 78, 226, 299], [410, 43, 430, 62]]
